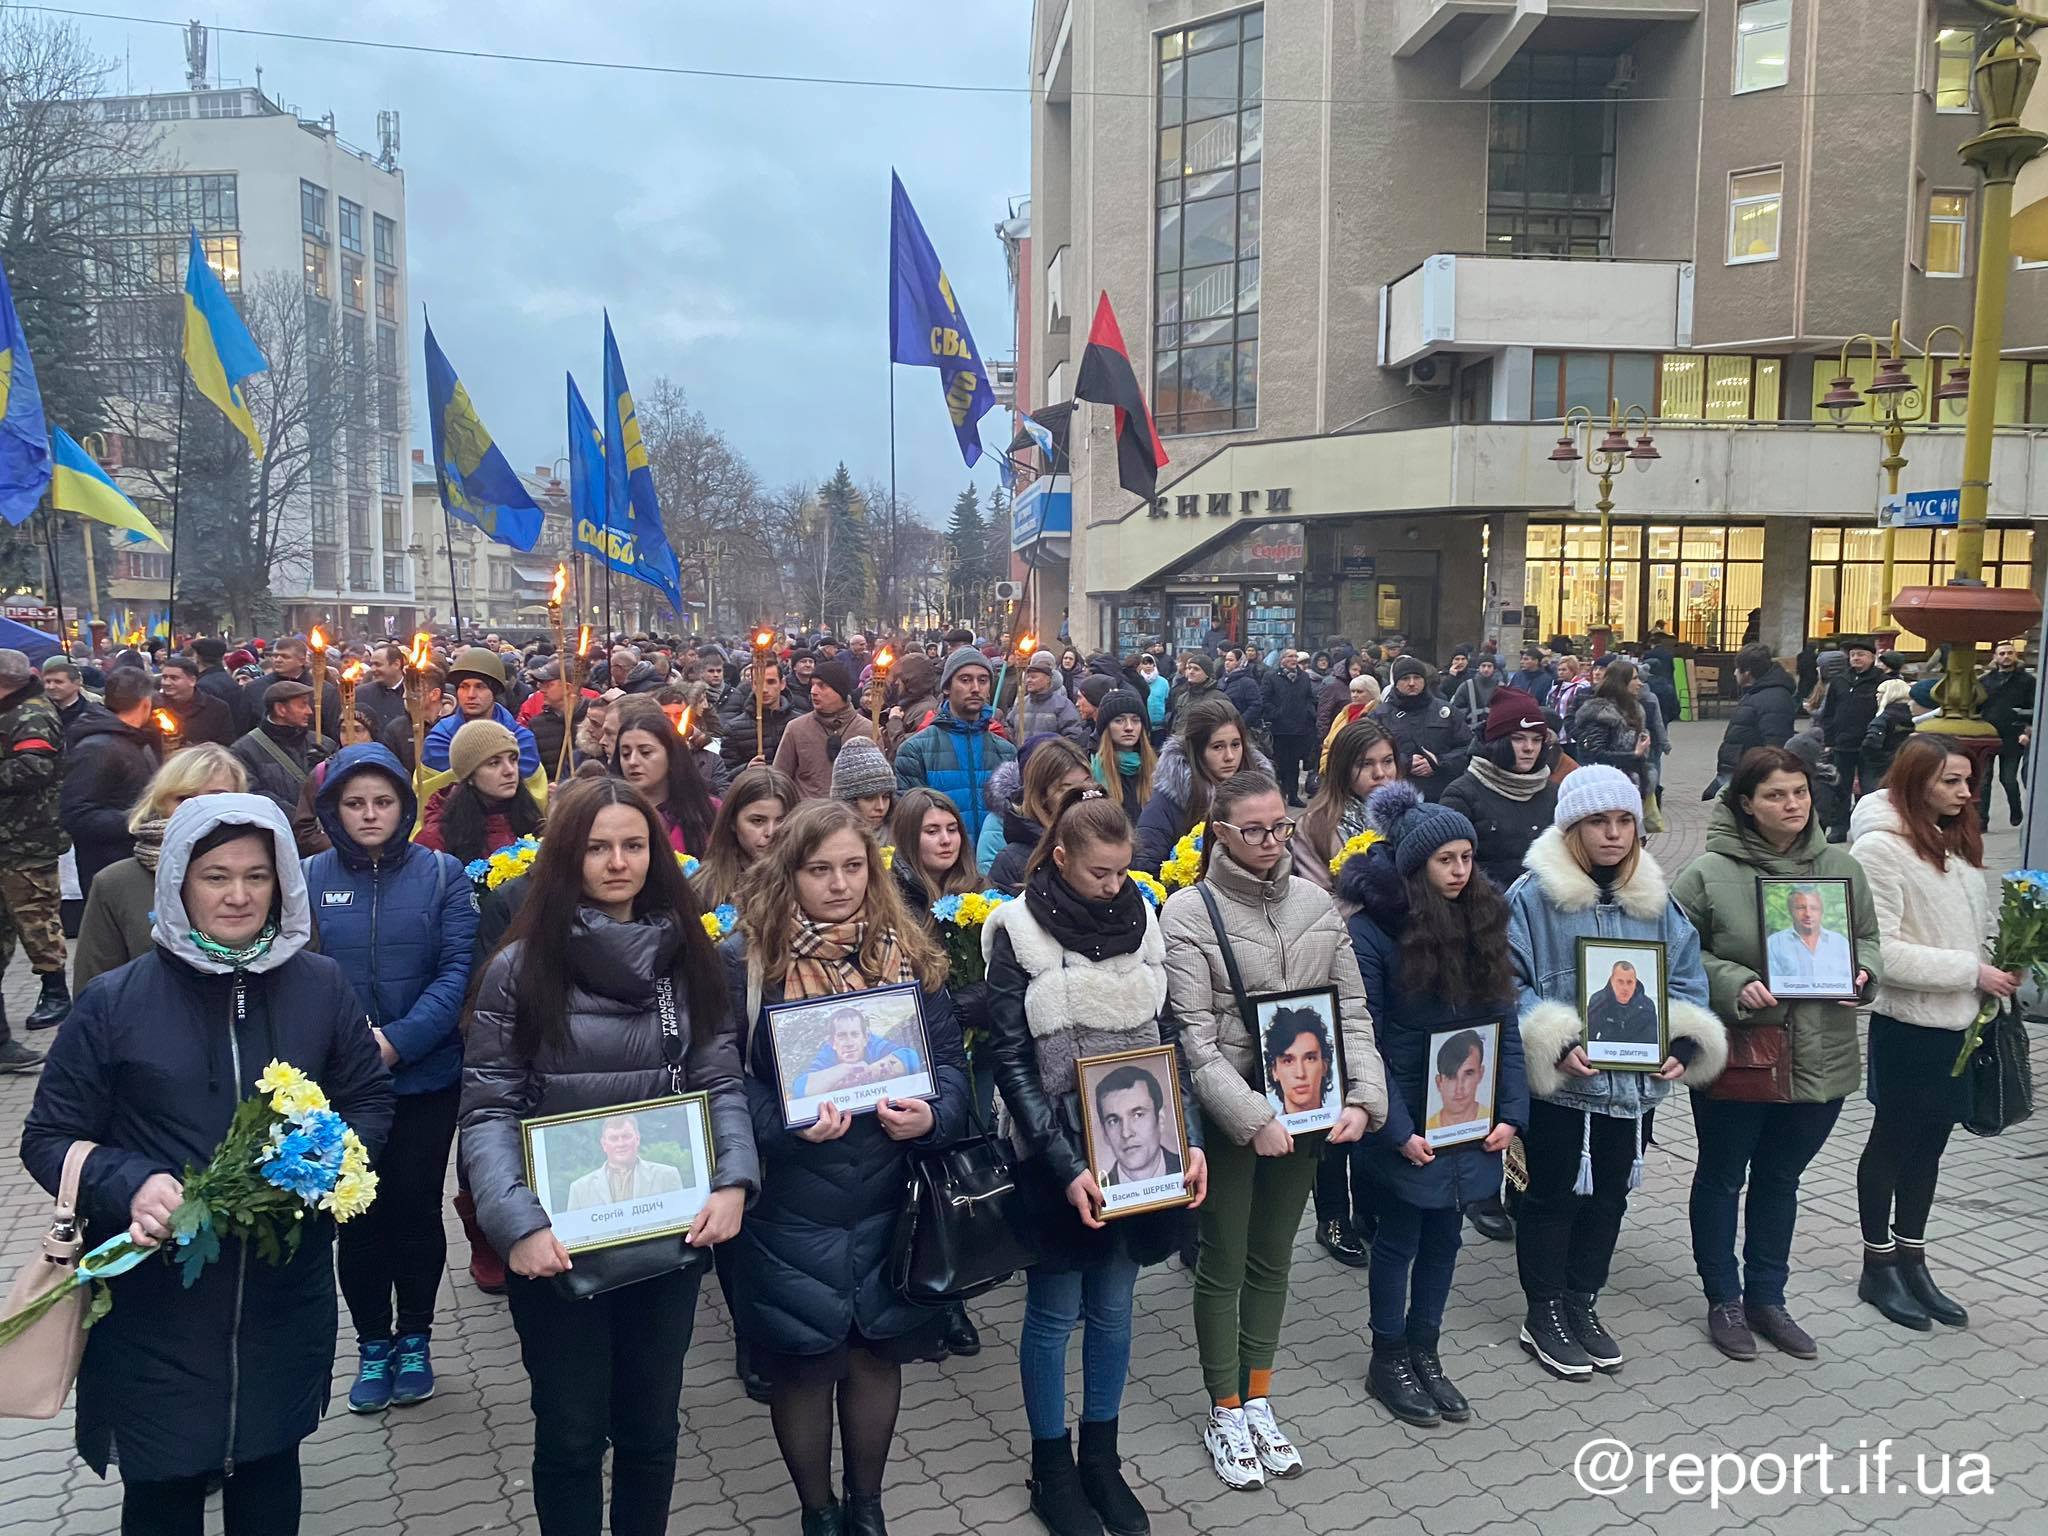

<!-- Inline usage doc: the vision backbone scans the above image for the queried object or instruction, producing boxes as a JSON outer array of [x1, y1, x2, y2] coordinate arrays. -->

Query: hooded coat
[[1670, 799, 1880, 1103], [1011, 678, 1088, 746], [1714, 663, 1798, 774], [1133, 734, 1276, 875], [20, 794, 393, 1481], [304, 744, 477, 1097], [1504, 826, 1727, 1118], [983, 758, 1047, 895], [1339, 845, 1529, 1207]]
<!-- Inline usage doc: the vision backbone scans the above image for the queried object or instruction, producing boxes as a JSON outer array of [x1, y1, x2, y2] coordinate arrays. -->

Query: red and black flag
[[1073, 292, 1169, 501]]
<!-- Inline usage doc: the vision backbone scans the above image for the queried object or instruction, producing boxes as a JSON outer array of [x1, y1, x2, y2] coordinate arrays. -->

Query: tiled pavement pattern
[[1, 719, 2043, 1535]]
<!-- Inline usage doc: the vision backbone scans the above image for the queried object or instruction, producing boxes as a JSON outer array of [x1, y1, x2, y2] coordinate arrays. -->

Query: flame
[[1015, 633, 1037, 656], [873, 646, 894, 672], [152, 709, 179, 736], [549, 564, 568, 607], [752, 628, 776, 651], [308, 625, 328, 654], [340, 659, 367, 685], [407, 630, 433, 671], [577, 624, 593, 657], [675, 706, 694, 739]]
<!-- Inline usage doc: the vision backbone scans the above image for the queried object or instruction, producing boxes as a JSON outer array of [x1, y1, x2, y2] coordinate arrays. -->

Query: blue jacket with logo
[[893, 702, 1018, 845], [422, 700, 541, 779], [303, 743, 477, 1095]]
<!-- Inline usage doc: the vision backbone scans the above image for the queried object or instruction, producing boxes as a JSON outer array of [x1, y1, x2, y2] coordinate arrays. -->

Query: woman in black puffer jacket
[[461, 777, 757, 1536], [721, 799, 971, 1536]]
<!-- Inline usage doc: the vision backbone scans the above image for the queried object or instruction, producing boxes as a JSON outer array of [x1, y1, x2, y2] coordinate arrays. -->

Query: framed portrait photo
[[521, 1094, 716, 1256], [1076, 1045, 1194, 1219], [1575, 936, 1669, 1071], [763, 983, 937, 1129], [1756, 876, 1859, 1001], [1255, 988, 1344, 1136], [1424, 1021, 1500, 1149]]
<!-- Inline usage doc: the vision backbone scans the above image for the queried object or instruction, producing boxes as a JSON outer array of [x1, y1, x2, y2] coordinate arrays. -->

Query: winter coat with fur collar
[[1847, 789, 1993, 1031], [1504, 825, 1727, 1117]]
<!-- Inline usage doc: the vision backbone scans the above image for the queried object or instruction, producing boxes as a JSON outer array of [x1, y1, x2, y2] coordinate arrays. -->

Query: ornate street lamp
[[1550, 398, 1659, 634]]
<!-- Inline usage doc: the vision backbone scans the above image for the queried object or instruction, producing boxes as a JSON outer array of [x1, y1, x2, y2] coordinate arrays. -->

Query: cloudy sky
[[68, 0, 1031, 526]]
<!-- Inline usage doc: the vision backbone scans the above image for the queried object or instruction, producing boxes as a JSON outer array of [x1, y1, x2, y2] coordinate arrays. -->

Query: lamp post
[[1816, 320, 1972, 624], [1547, 398, 1660, 637]]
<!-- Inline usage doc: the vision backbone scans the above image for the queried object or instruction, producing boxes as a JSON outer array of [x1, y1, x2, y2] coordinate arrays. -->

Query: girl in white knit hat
[[1503, 764, 1727, 1379]]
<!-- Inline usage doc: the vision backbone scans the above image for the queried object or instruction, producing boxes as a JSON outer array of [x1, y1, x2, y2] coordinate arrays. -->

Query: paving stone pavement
[[1, 721, 2044, 1535]]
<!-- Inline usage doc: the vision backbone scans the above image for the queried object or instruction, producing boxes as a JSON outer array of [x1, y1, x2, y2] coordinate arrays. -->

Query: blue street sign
[[1878, 488, 1961, 528]]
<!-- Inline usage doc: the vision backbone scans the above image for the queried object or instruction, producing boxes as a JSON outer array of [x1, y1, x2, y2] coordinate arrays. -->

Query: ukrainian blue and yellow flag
[[0, 261, 52, 528], [49, 426, 165, 546], [182, 230, 266, 458], [601, 315, 683, 615], [888, 171, 995, 469], [424, 315, 544, 552]]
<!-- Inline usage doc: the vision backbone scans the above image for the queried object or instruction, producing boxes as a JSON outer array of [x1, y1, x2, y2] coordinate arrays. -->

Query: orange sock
[[1215, 1394, 1242, 1410], [1247, 1369, 1273, 1401]]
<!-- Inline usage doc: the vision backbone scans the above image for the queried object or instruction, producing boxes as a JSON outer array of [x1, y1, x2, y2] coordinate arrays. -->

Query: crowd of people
[[0, 615, 2024, 1536]]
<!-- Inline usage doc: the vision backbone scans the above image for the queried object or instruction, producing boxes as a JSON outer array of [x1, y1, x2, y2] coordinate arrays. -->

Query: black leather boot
[[842, 1486, 888, 1536], [1857, 1250, 1932, 1331], [1895, 1246, 1968, 1327], [943, 1302, 982, 1356], [23, 970, 70, 1031], [1076, 1419, 1148, 1536], [1028, 1433, 1104, 1536], [800, 1500, 845, 1536], [1464, 1192, 1515, 1244], [1406, 1330, 1471, 1423], [1366, 1338, 1441, 1427]]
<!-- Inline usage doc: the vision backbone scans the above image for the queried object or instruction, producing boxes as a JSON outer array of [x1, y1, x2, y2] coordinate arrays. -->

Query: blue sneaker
[[347, 1339, 395, 1414], [390, 1332, 435, 1406]]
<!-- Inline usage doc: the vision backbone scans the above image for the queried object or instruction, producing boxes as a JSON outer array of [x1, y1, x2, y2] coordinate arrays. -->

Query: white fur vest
[[982, 895, 1169, 1096]]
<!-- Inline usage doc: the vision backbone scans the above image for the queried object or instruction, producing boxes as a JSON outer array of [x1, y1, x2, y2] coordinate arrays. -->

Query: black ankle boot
[[943, 1302, 982, 1356], [1076, 1419, 1147, 1536], [800, 1500, 846, 1536], [1366, 1338, 1440, 1427], [1028, 1433, 1103, 1536], [1895, 1248, 1968, 1327], [1857, 1251, 1933, 1331], [1406, 1333, 1471, 1423], [24, 970, 70, 1031], [842, 1486, 887, 1536]]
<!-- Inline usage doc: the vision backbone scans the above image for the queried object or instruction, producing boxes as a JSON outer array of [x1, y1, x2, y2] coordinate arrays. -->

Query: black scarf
[[1025, 863, 1147, 962]]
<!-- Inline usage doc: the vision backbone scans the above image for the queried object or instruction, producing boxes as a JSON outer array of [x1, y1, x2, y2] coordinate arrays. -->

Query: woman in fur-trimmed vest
[[982, 784, 1204, 1536], [1504, 765, 1727, 1383]]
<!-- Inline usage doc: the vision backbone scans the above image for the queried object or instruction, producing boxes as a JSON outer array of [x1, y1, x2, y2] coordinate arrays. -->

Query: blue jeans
[[1688, 1093, 1843, 1307], [1019, 1258, 1139, 1440], [1368, 1198, 1463, 1346]]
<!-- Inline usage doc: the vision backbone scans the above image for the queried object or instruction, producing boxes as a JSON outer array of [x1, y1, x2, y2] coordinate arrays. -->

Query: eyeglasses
[[1216, 818, 1297, 847]]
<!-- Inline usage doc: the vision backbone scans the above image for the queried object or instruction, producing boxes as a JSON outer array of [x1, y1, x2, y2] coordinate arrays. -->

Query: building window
[[303, 238, 329, 299], [1487, 53, 1618, 256], [1809, 525, 2032, 645], [1934, 25, 1976, 111], [382, 498, 404, 546], [384, 555, 406, 593], [301, 180, 327, 239], [1153, 7, 1262, 436], [376, 322, 399, 376], [196, 91, 240, 119], [379, 443, 400, 495], [338, 198, 363, 254], [374, 213, 397, 267], [310, 493, 338, 544], [341, 253, 364, 311], [1925, 189, 1969, 276], [1525, 522, 1765, 649], [1734, 0, 1790, 93], [349, 551, 372, 589], [1656, 354, 1784, 420], [1727, 167, 1783, 262], [146, 96, 190, 121], [375, 268, 397, 322], [311, 551, 338, 588]]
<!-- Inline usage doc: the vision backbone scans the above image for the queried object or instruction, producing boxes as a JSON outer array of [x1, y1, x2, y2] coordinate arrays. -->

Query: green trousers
[[1192, 1129, 1326, 1402]]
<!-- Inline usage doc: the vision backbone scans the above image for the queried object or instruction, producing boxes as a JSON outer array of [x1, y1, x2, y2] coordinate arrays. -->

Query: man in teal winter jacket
[[895, 648, 1017, 846]]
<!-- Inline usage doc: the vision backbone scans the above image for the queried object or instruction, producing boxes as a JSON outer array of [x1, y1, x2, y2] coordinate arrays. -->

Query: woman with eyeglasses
[[1161, 769, 1387, 1491]]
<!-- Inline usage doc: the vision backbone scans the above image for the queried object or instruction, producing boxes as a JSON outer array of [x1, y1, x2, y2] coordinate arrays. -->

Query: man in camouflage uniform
[[0, 647, 69, 1065]]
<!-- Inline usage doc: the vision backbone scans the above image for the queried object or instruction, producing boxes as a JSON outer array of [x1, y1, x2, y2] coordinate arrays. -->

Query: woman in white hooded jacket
[[1505, 766, 1726, 1382], [1846, 736, 2012, 1333]]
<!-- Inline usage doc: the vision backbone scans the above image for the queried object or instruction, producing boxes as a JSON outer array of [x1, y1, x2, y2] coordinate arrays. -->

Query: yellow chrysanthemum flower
[[323, 1169, 380, 1221], [1328, 827, 1384, 877], [273, 1081, 330, 1118], [702, 911, 725, 939], [255, 1061, 306, 1096], [341, 1130, 370, 1177], [1127, 870, 1166, 905], [880, 845, 895, 869]]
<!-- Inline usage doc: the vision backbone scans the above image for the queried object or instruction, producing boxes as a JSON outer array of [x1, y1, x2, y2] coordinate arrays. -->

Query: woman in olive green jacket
[[1671, 745, 1880, 1364]]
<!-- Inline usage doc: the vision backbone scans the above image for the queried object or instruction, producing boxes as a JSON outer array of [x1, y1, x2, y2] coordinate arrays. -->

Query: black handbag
[[552, 978, 709, 1300], [1961, 1001, 2035, 1138], [890, 1109, 1039, 1306]]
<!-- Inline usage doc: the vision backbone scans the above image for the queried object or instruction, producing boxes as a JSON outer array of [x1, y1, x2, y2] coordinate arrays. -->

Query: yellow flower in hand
[[274, 1081, 330, 1118], [323, 1169, 379, 1221], [255, 1061, 306, 1096], [341, 1130, 370, 1178]]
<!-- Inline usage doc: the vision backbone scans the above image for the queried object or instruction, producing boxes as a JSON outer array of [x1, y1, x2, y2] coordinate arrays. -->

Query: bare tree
[[637, 377, 775, 631]]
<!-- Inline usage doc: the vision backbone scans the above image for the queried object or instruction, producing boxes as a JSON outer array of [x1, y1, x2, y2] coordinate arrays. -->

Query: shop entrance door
[[1371, 553, 1439, 659]]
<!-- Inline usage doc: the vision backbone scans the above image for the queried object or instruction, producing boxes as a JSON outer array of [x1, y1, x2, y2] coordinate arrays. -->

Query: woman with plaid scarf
[[720, 799, 972, 1536]]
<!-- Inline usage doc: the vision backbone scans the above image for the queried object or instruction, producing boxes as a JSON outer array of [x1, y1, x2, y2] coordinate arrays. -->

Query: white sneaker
[[1203, 1404, 1265, 1491], [1242, 1397, 1305, 1478]]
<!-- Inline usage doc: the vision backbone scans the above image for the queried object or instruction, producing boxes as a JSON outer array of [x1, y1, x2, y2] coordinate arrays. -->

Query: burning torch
[[868, 644, 894, 730], [559, 623, 592, 782], [152, 708, 182, 753], [308, 626, 329, 743], [994, 631, 1035, 728], [750, 627, 776, 762], [339, 659, 366, 742], [403, 630, 434, 788]]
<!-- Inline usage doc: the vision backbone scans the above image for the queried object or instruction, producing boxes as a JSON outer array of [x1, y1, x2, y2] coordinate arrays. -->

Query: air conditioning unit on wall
[[1406, 356, 1452, 390], [994, 580, 1023, 603]]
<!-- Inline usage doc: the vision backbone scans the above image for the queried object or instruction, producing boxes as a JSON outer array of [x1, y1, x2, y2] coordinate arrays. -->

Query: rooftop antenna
[[377, 110, 401, 170], [183, 20, 207, 92]]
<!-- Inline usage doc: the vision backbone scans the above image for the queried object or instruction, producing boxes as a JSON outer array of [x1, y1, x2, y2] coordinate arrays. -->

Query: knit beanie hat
[[829, 736, 895, 801], [1079, 675, 1116, 709], [1391, 656, 1429, 685], [811, 656, 855, 703], [941, 646, 993, 691], [1027, 649, 1059, 677], [1483, 686, 1550, 743], [449, 718, 521, 784], [1554, 764, 1642, 829], [1367, 780, 1477, 878], [1096, 687, 1146, 729], [1183, 652, 1217, 681]]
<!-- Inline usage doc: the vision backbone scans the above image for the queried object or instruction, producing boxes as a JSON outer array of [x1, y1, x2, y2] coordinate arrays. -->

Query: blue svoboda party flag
[[567, 373, 634, 579], [182, 230, 267, 458], [424, 316, 544, 552], [601, 315, 684, 616], [888, 171, 995, 468], [0, 260, 52, 527]]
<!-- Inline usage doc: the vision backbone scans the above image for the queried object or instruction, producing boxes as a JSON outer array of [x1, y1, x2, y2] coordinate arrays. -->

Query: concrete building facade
[[1027, 0, 2048, 667]]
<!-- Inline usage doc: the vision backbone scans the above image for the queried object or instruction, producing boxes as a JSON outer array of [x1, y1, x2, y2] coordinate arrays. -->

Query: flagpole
[[165, 365, 187, 643], [41, 507, 64, 641], [441, 504, 464, 639], [888, 364, 897, 638]]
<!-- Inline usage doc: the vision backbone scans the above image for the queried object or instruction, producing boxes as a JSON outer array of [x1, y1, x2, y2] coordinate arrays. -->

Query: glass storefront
[[1806, 524, 2035, 645], [1524, 522, 1764, 649]]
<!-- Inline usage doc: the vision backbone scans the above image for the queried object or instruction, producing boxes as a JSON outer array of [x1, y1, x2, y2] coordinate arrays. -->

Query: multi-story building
[[1030, 0, 2048, 663], [80, 37, 411, 639]]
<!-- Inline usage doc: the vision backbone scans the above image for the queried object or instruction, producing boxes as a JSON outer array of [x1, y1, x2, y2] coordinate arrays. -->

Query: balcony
[[1380, 253, 1694, 370], [1388, 0, 1702, 90]]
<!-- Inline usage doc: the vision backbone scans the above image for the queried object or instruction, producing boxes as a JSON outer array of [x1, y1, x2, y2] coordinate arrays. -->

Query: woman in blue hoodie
[[303, 742, 478, 1413]]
